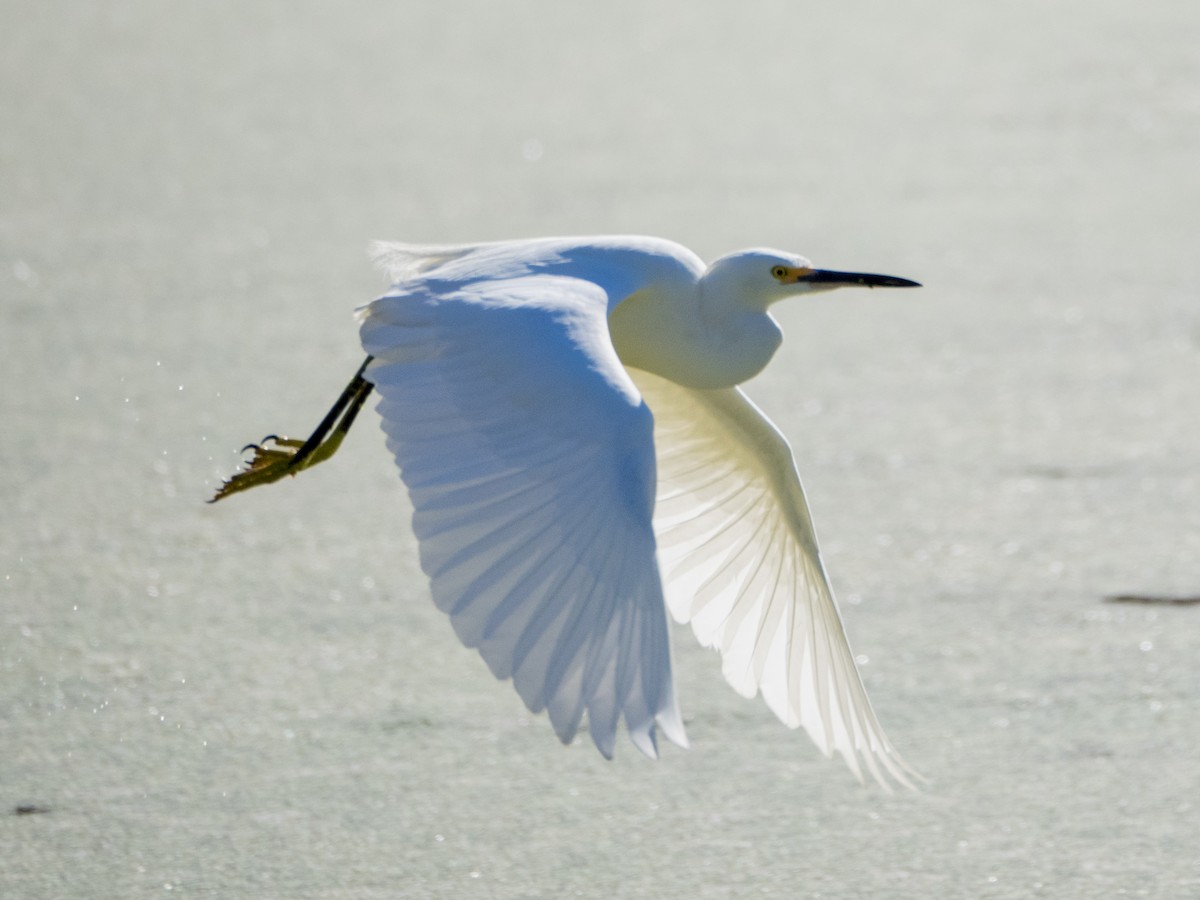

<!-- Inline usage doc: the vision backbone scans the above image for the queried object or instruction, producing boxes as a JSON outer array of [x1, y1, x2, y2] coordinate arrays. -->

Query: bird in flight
[[210, 236, 920, 788]]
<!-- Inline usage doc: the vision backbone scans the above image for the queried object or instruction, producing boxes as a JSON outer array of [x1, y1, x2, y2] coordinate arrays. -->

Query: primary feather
[[631, 371, 916, 788]]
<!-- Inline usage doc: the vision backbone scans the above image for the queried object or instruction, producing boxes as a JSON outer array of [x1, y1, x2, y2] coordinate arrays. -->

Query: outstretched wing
[[629, 369, 915, 788], [359, 275, 686, 759]]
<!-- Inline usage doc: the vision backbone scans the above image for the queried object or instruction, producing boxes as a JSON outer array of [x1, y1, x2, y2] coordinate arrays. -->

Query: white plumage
[[356, 236, 918, 787], [214, 235, 919, 788], [362, 274, 684, 759]]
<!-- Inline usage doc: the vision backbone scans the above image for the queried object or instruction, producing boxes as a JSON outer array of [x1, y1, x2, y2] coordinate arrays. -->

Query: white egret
[[211, 236, 920, 788]]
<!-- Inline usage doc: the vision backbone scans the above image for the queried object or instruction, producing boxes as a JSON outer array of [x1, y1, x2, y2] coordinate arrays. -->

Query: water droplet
[[521, 139, 544, 162], [13, 260, 39, 286]]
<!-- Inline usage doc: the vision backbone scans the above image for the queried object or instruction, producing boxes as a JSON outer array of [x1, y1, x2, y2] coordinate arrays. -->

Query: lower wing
[[630, 369, 916, 788]]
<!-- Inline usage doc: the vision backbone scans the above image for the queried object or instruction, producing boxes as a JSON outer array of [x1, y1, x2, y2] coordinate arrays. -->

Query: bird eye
[[771, 266, 789, 280]]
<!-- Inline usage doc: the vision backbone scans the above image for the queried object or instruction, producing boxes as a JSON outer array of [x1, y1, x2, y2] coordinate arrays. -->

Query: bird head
[[705, 249, 920, 310]]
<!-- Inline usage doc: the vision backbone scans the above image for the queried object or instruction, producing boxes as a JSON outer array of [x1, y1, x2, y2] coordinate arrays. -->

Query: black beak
[[801, 269, 921, 288]]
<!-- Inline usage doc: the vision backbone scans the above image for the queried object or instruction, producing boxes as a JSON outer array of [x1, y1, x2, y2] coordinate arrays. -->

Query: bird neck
[[609, 284, 783, 390]]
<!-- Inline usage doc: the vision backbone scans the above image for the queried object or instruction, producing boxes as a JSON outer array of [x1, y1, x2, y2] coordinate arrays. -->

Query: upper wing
[[358, 275, 686, 759], [628, 369, 915, 788]]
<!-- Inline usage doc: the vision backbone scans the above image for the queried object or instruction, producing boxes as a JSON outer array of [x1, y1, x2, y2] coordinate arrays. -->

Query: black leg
[[287, 355, 374, 470]]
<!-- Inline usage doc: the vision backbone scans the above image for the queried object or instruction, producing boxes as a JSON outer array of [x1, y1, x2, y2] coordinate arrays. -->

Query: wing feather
[[629, 368, 916, 788], [359, 276, 685, 758]]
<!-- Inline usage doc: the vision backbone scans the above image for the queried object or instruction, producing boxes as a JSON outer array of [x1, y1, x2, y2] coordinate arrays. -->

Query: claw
[[242, 435, 284, 453]]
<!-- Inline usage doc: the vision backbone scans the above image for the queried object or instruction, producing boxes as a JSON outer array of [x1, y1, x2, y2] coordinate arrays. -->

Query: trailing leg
[[209, 356, 375, 502]]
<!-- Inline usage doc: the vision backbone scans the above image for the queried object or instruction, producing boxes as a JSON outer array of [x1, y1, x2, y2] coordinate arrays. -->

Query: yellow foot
[[207, 355, 374, 504], [208, 435, 310, 502]]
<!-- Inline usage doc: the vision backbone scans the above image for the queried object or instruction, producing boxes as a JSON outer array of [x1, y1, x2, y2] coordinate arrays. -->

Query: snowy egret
[[211, 236, 920, 788]]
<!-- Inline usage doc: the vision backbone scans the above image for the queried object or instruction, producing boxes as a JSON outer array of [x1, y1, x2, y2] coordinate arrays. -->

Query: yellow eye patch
[[770, 265, 815, 283]]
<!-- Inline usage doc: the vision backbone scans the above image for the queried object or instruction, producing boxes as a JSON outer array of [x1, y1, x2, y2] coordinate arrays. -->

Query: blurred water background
[[2, 1, 1199, 896]]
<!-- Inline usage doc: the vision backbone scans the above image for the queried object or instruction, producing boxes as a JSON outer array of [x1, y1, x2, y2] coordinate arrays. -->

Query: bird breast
[[608, 288, 783, 390]]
